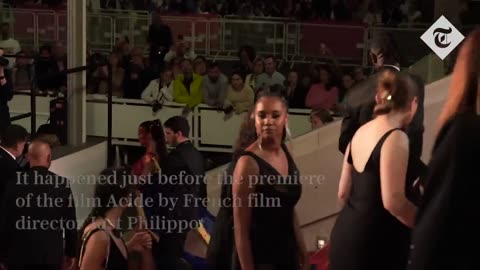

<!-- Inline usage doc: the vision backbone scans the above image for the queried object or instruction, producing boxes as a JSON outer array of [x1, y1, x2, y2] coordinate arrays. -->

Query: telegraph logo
[[433, 27, 452, 48], [421, 16, 465, 60]]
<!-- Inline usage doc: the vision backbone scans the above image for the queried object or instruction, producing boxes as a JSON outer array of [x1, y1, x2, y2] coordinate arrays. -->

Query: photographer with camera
[[141, 67, 174, 113], [0, 48, 14, 135]]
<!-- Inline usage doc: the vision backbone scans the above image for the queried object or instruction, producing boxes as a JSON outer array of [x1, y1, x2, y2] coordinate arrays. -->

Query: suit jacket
[[158, 141, 205, 225], [0, 147, 18, 202], [407, 112, 480, 270], [0, 166, 77, 267]]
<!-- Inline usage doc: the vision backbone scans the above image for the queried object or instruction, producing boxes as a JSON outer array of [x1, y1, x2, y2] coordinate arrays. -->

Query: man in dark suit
[[0, 140, 77, 270], [151, 116, 205, 270], [0, 49, 14, 135], [0, 124, 28, 201], [163, 116, 206, 202], [338, 34, 426, 204]]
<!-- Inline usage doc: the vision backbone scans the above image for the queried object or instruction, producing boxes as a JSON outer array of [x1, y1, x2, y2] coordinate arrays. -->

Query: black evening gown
[[231, 144, 303, 270], [329, 128, 411, 270], [407, 112, 480, 270], [79, 227, 128, 270]]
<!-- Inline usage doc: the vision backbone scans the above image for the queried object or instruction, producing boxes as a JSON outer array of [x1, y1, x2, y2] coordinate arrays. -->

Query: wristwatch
[[0, 76, 5, 79]]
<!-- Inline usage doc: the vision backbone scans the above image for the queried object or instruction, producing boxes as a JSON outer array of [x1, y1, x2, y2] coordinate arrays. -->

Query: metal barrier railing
[[286, 22, 367, 65], [86, 14, 114, 52], [218, 19, 286, 58], [9, 93, 313, 153], [0, 7, 432, 66]]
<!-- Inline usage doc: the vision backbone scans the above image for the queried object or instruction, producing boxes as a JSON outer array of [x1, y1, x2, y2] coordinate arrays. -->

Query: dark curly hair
[[150, 119, 168, 162], [233, 84, 290, 150]]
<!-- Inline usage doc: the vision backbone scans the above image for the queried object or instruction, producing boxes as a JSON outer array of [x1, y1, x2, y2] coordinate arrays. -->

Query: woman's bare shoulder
[[82, 222, 109, 249]]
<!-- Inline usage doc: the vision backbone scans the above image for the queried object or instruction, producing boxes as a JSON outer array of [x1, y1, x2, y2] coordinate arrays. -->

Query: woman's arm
[[338, 143, 353, 208], [125, 232, 154, 270], [141, 80, 158, 104], [380, 131, 417, 227], [79, 231, 109, 270], [139, 250, 156, 270], [232, 155, 259, 270], [161, 83, 174, 101], [294, 212, 309, 270], [223, 87, 233, 109]]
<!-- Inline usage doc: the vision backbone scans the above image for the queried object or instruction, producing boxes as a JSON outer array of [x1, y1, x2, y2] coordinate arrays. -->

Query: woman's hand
[[140, 232, 153, 251], [143, 153, 153, 164], [127, 231, 152, 254]]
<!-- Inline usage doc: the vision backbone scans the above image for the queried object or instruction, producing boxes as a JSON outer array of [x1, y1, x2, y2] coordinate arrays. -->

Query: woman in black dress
[[329, 69, 419, 270], [407, 28, 480, 270], [78, 168, 154, 270], [232, 89, 308, 270]]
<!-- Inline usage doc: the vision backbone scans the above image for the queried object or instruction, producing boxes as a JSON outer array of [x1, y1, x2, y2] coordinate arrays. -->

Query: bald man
[[0, 140, 77, 270]]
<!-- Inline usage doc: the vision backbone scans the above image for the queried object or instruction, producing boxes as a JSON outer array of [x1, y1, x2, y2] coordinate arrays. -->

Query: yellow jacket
[[173, 73, 203, 108]]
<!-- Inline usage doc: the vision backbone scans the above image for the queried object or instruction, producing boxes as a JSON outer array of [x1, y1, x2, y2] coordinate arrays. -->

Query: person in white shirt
[[0, 23, 21, 69], [141, 67, 174, 105], [255, 55, 285, 90]]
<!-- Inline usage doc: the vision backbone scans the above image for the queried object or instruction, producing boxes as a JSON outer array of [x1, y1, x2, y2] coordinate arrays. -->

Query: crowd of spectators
[[2, 21, 366, 130], [0, 22, 67, 94], [85, 12, 368, 120], [1, 0, 430, 130], [2, 16, 365, 128], [82, 33, 369, 129], [2, 0, 428, 25]]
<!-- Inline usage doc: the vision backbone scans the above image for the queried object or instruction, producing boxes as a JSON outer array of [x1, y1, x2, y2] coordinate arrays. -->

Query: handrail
[[9, 112, 32, 122], [10, 91, 313, 152], [224, 15, 295, 22]]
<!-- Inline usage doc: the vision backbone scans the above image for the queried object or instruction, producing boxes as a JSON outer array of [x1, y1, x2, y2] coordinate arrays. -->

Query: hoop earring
[[257, 135, 262, 151], [286, 125, 292, 141]]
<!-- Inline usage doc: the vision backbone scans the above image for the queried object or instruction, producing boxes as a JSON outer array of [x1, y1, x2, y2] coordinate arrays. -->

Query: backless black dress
[[330, 128, 411, 270]]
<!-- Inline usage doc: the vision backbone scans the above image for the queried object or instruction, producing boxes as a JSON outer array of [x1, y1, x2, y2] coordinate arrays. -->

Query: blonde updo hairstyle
[[374, 69, 416, 116]]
